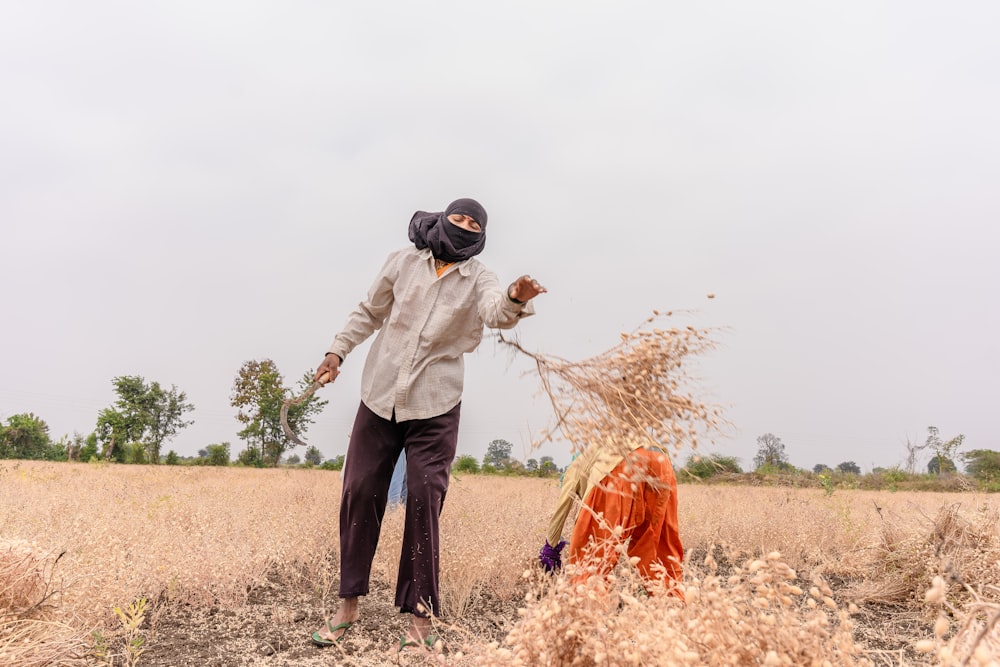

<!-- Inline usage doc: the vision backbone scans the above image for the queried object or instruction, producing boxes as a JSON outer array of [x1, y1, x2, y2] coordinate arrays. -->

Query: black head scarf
[[408, 198, 488, 262]]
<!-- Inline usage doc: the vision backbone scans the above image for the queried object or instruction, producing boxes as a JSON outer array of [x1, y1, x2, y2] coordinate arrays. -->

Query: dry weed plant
[[0, 539, 88, 666], [842, 502, 1000, 666], [844, 503, 999, 607], [921, 569, 1000, 667], [465, 545, 869, 667]]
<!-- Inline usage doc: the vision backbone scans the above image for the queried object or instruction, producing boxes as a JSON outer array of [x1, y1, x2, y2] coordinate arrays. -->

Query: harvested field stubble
[[1, 463, 999, 665]]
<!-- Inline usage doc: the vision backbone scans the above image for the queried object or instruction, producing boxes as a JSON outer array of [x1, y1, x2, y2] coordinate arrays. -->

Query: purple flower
[[538, 540, 566, 573]]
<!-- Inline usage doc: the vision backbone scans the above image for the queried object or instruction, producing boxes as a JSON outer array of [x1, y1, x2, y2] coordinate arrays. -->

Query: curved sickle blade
[[280, 371, 331, 447]]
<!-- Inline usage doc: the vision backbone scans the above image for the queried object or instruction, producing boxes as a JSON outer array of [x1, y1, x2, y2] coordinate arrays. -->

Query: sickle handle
[[280, 369, 333, 447]]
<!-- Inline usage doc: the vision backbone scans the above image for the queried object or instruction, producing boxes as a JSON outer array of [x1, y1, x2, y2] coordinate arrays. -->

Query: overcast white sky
[[2, 1, 998, 472]]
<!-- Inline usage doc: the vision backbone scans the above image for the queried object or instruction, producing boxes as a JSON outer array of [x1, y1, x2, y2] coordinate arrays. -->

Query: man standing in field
[[540, 438, 684, 599], [310, 198, 546, 650]]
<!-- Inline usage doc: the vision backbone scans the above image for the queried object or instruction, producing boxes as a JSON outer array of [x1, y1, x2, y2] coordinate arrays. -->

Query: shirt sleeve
[[327, 252, 398, 361], [474, 268, 535, 330]]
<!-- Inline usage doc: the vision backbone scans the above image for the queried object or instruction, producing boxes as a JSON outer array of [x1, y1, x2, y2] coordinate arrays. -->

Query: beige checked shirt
[[327, 246, 534, 422]]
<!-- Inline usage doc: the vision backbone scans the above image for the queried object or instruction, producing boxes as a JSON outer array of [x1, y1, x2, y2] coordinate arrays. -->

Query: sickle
[[280, 370, 331, 447]]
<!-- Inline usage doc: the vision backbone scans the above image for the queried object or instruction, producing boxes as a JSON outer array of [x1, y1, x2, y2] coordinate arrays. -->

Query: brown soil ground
[[138, 570, 928, 667], [140, 570, 521, 667]]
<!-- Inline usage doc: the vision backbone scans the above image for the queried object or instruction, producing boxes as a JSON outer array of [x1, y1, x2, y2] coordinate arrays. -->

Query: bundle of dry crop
[[912, 505, 1000, 666], [500, 310, 728, 462], [0, 540, 88, 666], [920, 573, 999, 666], [845, 502, 1000, 604]]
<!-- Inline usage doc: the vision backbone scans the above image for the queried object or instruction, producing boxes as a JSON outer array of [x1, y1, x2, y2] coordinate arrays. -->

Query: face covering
[[408, 198, 488, 262]]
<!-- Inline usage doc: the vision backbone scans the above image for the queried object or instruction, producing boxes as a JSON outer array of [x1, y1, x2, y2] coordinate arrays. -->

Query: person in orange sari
[[540, 440, 684, 598]]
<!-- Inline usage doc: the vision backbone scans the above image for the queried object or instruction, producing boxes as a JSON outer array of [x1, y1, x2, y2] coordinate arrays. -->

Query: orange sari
[[567, 448, 684, 597]]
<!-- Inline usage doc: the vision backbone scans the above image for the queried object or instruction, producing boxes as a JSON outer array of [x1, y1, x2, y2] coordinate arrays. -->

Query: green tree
[[961, 449, 1000, 483], [920, 427, 965, 476], [95, 376, 194, 463], [47, 435, 69, 461], [0, 413, 52, 459], [230, 360, 327, 467], [453, 455, 480, 473], [538, 455, 559, 477], [164, 450, 180, 466], [101, 376, 146, 461], [125, 442, 147, 464], [937, 433, 965, 471], [79, 432, 99, 462], [484, 439, 513, 469], [836, 461, 861, 474], [927, 455, 956, 475], [753, 433, 789, 470], [143, 381, 195, 463], [304, 446, 323, 466], [64, 432, 88, 461], [525, 458, 538, 473], [95, 408, 129, 462], [813, 464, 832, 474], [285, 454, 302, 465]]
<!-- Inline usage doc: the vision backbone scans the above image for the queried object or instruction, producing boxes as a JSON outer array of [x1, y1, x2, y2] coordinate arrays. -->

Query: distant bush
[[682, 454, 743, 479], [205, 443, 230, 467], [236, 447, 263, 468], [453, 455, 480, 474], [320, 455, 345, 471]]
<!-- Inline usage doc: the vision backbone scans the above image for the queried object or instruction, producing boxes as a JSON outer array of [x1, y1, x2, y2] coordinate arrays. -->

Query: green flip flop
[[311, 620, 353, 647], [398, 633, 441, 652]]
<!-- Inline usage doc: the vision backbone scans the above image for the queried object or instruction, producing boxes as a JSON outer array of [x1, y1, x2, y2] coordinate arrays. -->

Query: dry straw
[[466, 543, 870, 667], [0, 540, 88, 666], [499, 310, 729, 463], [473, 312, 877, 666], [855, 502, 1000, 666]]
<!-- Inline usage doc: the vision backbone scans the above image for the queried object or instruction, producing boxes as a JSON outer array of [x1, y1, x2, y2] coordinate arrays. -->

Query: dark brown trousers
[[339, 401, 460, 618]]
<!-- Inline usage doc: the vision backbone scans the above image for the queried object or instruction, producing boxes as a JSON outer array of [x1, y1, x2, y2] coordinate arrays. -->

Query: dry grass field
[[1, 460, 998, 666]]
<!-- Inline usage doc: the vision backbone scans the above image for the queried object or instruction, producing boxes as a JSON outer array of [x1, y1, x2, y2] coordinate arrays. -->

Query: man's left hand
[[509, 275, 547, 303]]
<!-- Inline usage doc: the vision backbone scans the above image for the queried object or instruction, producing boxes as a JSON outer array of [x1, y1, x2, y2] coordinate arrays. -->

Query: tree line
[[4, 372, 997, 489], [683, 429, 1000, 491], [450, 438, 561, 477], [0, 362, 560, 475], [0, 359, 326, 467]]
